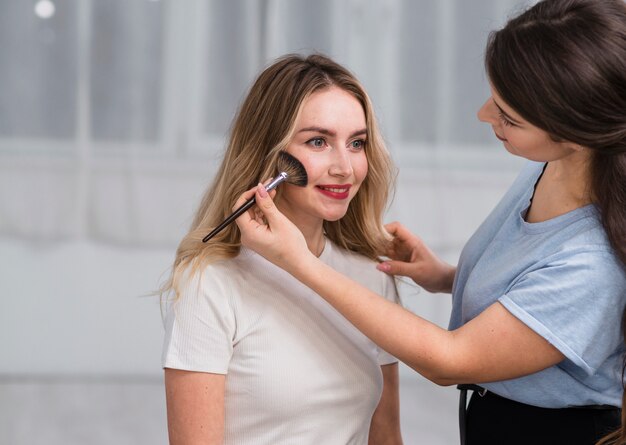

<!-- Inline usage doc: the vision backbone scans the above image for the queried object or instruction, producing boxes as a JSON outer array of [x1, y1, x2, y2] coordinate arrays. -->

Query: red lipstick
[[316, 184, 352, 200]]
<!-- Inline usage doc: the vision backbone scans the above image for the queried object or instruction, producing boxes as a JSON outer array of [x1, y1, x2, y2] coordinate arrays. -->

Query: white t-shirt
[[162, 239, 399, 445]]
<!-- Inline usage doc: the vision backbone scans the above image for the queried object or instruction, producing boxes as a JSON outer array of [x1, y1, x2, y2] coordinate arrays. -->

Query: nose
[[329, 147, 353, 178], [477, 97, 498, 125]]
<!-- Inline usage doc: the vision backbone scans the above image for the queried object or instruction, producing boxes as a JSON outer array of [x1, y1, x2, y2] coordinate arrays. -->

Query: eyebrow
[[298, 126, 367, 139], [492, 99, 522, 125]]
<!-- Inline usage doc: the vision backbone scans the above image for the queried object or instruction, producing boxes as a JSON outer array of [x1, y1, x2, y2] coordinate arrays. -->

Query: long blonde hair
[[162, 53, 396, 299]]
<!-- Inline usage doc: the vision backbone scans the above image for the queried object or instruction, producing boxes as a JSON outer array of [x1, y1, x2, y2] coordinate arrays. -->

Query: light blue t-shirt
[[449, 161, 626, 408]]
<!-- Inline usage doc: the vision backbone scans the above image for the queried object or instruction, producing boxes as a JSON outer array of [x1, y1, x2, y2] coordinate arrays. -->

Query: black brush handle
[[202, 197, 256, 242], [202, 172, 288, 243]]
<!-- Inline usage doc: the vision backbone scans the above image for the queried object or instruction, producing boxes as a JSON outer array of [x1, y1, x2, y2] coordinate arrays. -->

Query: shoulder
[[182, 249, 303, 308], [544, 206, 617, 262], [323, 240, 381, 274], [323, 240, 399, 302], [184, 249, 262, 282], [512, 241, 626, 300], [175, 253, 255, 303], [550, 243, 625, 280]]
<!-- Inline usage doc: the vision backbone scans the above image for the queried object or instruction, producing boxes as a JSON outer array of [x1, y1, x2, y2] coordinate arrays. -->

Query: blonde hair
[[162, 54, 397, 299]]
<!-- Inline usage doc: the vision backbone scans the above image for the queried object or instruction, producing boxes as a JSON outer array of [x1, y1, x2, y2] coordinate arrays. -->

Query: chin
[[316, 200, 355, 222], [321, 210, 349, 222]]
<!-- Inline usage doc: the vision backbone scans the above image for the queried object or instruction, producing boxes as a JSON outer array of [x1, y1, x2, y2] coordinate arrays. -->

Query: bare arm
[[235, 185, 565, 385], [164, 368, 225, 445], [369, 363, 403, 445], [291, 254, 564, 385]]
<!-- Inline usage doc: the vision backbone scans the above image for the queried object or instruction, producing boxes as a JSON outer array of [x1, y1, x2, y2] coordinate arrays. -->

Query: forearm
[[289, 253, 564, 385], [236, 188, 563, 384], [292, 253, 457, 384], [369, 363, 403, 445]]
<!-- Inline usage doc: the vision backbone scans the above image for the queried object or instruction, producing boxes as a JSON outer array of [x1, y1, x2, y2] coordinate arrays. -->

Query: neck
[[527, 150, 592, 223], [299, 224, 326, 257], [276, 201, 326, 257], [546, 150, 592, 205]]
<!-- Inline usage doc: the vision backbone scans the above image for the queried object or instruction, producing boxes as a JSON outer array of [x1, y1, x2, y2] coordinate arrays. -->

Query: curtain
[[0, 0, 530, 249]]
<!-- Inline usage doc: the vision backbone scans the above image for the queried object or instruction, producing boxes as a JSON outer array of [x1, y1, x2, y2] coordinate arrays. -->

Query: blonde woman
[[161, 54, 403, 445]]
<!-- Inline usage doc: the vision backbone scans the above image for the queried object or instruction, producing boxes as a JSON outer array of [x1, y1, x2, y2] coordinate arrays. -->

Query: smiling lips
[[316, 184, 352, 199]]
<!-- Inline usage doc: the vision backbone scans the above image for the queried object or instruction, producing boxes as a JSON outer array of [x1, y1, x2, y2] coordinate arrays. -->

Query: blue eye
[[307, 137, 326, 148], [351, 139, 365, 150]]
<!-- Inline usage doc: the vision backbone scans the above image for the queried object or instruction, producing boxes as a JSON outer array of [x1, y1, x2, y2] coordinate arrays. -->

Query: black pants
[[465, 390, 620, 445]]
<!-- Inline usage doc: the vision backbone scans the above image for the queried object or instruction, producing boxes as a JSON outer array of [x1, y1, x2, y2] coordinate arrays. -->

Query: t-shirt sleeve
[[377, 273, 401, 366], [498, 248, 626, 376], [161, 267, 236, 374]]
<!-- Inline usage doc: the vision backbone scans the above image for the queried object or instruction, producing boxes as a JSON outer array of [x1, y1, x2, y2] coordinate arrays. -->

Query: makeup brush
[[202, 151, 308, 243]]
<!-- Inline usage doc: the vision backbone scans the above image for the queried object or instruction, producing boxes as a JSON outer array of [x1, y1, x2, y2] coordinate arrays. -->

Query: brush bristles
[[276, 151, 308, 187]]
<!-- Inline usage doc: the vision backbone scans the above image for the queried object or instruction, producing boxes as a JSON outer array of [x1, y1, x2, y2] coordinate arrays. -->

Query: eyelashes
[[350, 139, 365, 150], [306, 137, 326, 148], [498, 111, 514, 127]]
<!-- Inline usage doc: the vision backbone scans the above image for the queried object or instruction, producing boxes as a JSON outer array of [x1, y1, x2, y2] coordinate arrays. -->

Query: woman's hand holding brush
[[235, 183, 312, 272], [202, 151, 307, 243]]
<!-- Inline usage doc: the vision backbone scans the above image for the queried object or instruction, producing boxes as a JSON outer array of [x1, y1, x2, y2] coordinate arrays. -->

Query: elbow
[[410, 365, 459, 387], [404, 331, 474, 387], [431, 377, 458, 387], [407, 353, 467, 387], [424, 372, 458, 387]]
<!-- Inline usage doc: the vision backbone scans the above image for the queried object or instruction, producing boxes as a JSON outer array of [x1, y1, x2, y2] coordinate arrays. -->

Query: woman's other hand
[[235, 183, 310, 270], [377, 221, 456, 294]]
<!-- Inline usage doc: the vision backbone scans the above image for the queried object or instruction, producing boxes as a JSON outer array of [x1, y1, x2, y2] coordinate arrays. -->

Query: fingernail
[[377, 262, 390, 272], [258, 183, 268, 198]]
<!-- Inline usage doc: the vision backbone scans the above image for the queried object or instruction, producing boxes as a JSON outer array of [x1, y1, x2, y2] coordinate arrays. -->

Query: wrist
[[438, 263, 456, 293], [287, 249, 320, 281]]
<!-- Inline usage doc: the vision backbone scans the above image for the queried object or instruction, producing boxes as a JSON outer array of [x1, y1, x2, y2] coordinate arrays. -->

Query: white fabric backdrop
[[0, 0, 529, 247]]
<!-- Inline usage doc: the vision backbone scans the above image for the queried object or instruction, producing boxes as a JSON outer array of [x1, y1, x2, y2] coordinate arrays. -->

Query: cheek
[[284, 146, 316, 183], [504, 129, 535, 150], [344, 155, 368, 201], [297, 154, 323, 182], [353, 154, 369, 185]]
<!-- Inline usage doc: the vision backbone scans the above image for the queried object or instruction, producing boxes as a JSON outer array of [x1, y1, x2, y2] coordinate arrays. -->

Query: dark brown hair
[[485, 1, 626, 443]]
